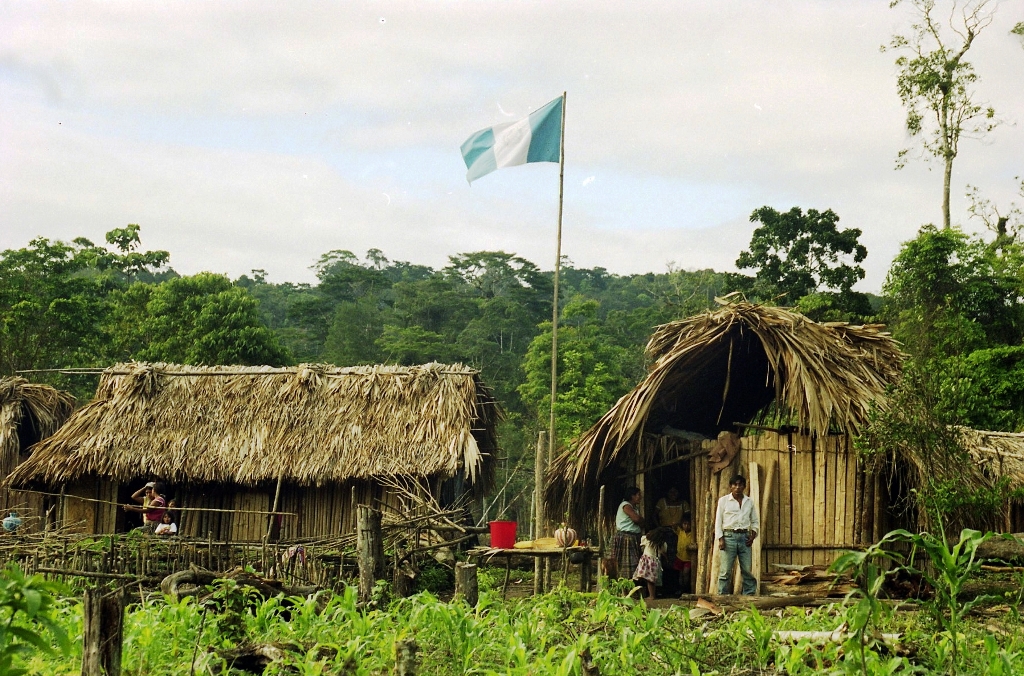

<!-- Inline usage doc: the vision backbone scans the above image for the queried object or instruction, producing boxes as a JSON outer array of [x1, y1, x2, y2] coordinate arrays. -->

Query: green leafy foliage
[[885, 0, 1001, 228], [0, 566, 70, 676], [112, 273, 290, 366], [519, 298, 634, 447], [736, 206, 872, 321], [889, 528, 998, 675], [831, 533, 906, 676], [23, 580, 1024, 675]]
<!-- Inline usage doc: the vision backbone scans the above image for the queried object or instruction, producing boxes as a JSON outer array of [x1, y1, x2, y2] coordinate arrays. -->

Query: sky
[[1, 1, 1022, 291]]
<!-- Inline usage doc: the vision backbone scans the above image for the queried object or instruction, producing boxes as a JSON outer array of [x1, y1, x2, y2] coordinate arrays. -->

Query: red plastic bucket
[[489, 520, 517, 549]]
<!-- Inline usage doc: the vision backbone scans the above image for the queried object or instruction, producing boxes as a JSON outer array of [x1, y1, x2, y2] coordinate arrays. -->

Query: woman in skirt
[[611, 487, 644, 580]]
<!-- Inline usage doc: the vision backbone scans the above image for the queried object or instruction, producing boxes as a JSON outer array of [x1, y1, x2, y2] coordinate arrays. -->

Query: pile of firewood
[[761, 563, 855, 597]]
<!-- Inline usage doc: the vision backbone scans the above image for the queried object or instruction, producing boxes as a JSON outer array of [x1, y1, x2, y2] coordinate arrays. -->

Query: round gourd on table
[[554, 524, 577, 548]]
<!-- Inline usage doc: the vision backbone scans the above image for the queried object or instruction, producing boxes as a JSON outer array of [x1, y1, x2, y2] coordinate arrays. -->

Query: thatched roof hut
[[8, 362, 498, 491], [6, 362, 500, 539], [0, 376, 75, 482], [960, 429, 1024, 488], [547, 301, 903, 526], [0, 376, 75, 523]]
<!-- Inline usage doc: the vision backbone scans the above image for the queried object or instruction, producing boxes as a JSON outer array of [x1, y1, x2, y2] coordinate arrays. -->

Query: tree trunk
[[358, 504, 384, 604], [81, 586, 124, 676], [943, 152, 953, 230]]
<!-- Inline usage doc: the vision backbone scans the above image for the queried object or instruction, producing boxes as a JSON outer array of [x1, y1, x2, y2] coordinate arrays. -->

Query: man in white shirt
[[714, 474, 760, 595]]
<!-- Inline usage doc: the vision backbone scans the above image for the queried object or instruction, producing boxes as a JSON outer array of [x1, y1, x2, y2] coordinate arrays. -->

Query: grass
[[13, 572, 1024, 675]]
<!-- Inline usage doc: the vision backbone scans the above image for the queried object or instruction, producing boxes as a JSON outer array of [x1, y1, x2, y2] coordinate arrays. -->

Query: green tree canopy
[[0, 229, 171, 377], [519, 297, 634, 446], [885, 0, 1001, 229], [735, 206, 870, 321], [114, 273, 290, 366]]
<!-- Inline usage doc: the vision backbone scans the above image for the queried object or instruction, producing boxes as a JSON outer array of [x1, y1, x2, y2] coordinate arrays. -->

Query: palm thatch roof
[[960, 429, 1024, 488], [7, 362, 499, 491], [548, 301, 903, 522], [882, 426, 1024, 532], [0, 377, 75, 479]]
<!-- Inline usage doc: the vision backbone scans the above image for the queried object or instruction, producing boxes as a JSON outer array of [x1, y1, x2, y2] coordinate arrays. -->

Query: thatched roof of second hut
[[0, 377, 75, 477], [548, 301, 903, 518], [7, 362, 499, 490]]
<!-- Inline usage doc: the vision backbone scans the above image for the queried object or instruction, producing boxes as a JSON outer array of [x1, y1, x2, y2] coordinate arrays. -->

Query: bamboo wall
[[46, 477, 442, 541], [682, 431, 878, 593]]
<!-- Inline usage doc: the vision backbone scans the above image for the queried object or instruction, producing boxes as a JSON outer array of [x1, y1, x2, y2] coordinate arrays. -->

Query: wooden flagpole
[[547, 91, 567, 497]]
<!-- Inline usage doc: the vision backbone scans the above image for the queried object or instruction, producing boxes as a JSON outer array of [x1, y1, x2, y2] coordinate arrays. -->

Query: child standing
[[633, 526, 673, 599], [674, 517, 694, 593]]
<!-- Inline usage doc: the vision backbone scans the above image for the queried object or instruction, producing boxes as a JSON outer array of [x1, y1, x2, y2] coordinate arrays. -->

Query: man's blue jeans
[[718, 531, 757, 595]]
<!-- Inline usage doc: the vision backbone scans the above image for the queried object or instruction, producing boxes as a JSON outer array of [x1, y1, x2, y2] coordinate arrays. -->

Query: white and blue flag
[[460, 97, 562, 183]]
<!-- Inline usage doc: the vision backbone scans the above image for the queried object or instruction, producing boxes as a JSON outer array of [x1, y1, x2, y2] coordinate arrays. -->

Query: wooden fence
[[0, 532, 357, 590]]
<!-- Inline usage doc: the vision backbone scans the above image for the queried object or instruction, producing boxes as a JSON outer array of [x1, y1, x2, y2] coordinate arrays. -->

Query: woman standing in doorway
[[611, 486, 644, 579]]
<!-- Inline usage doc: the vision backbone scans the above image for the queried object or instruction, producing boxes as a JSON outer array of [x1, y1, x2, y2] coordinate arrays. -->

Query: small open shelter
[[546, 301, 904, 593], [0, 376, 75, 525], [6, 362, 499, 540], [899, 427, 1024, 532]]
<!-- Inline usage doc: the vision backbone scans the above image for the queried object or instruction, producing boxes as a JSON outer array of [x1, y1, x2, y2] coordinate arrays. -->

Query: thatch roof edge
[[6, 362, 500, 490]]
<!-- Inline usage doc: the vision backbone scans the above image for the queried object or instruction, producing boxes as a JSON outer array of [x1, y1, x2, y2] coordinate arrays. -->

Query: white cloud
[[1, 0, 1022, 290]]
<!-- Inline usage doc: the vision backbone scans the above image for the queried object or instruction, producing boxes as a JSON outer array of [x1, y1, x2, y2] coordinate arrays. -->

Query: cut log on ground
[[773, 630, 901, 644], [211, 641, 338, 674], [160, 566, 318, 602], [648, 593, 831, 613], [977, 534, 1024, 562]]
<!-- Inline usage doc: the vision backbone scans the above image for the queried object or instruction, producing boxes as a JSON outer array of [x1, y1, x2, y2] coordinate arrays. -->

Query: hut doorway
[[645, 462, 692, 526], [116, 479, 148, 532]]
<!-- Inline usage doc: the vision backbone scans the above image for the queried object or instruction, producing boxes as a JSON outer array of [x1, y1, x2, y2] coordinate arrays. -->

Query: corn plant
[[889, 528, 995, 675], [830, 532, 905, 676]]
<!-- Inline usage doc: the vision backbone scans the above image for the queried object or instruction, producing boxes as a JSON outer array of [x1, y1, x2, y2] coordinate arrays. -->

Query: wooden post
[[357, 504, 383, 604], [760, 459, 777, 574], [265, 470, 284, 542], [81, 586, 124, 676], [700, 471, 718, 594], [394, 552, 414, 599], [749, 461, 762, 595], [596, 484, 606, 592], [394, 638, 419, 676], [534, 431, 547, 595], [350, 485, 357, 534], [454, 562, 478, 607], [860, 466, 876, 544]]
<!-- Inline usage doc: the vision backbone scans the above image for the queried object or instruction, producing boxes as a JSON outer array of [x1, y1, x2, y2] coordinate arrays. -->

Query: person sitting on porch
[[154, 511, 177, 536], [714, 474, 759, 595], [123, 481, 167, 532], [611, 486, 644, 580]]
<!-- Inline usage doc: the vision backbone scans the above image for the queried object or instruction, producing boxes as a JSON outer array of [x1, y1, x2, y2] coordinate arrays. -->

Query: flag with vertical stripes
[[460, 97, 562, 183]]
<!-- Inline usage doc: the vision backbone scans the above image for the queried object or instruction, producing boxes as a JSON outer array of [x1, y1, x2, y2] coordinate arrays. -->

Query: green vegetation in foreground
[[7, 562, 1024, 675]]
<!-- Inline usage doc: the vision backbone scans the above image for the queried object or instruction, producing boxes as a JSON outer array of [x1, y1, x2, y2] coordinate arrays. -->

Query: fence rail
[[0, 531, 358, 590]]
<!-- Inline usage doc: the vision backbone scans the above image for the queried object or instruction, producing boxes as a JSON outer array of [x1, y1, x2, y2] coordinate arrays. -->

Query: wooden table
[[467, 546, 597, 597]]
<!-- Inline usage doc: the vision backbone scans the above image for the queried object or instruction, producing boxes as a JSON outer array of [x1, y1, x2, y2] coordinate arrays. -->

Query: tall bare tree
[[885, 0, 1000, 229]]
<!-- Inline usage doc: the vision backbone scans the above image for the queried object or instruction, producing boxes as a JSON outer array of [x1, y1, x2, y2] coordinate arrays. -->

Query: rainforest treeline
[[5, 204, 1024, 519]]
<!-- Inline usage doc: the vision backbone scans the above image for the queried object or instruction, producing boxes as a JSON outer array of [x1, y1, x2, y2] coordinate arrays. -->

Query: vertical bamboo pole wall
[[690, 430, 872, 592]]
